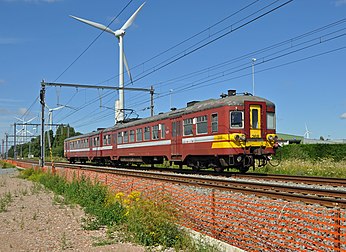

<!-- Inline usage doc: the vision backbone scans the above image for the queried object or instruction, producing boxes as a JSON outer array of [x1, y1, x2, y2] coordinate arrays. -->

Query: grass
[[0, 192, 13, 212], [0, 160, 16, 169], [258, 158, 346, 177], [19, 168, 219, 251]]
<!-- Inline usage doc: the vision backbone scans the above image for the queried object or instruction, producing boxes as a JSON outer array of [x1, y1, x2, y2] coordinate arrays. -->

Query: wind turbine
[[15, 117, 36, 142], [70, 2, 146, 123], [45, 105, 65, 130], [304, 124, 312, 139]]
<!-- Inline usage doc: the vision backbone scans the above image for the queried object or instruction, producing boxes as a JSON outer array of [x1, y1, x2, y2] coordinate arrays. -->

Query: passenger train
[[64, 90, 278, 173]]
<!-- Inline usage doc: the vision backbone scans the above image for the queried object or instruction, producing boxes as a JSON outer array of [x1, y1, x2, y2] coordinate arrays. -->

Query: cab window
[[211, 113, 218, 133], [252, 109, 259, 129], [230, 111, 243, 128], [267, 112, 276, 129]]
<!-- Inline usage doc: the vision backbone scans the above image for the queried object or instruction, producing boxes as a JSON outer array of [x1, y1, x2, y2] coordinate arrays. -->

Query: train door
[[171, 118, 182, 160], [245, 102, 266, 139]]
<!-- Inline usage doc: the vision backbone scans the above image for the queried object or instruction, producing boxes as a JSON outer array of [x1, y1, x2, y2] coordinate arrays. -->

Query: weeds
[[19, 168, 220, 251], [0, 192, 13, 212], [0, 160, 16, 169], [60, 232, 71, 250], [261, 158, 346, 177]]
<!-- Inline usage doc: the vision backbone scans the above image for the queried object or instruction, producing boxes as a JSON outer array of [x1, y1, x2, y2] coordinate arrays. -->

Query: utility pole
[[1, 139, 4, 159], [252, 58, 256, 96], [13, 123, 17, 160], [150, 85, 154, 117], [40, 81, 46, 167], [5, 134, 8, 159]]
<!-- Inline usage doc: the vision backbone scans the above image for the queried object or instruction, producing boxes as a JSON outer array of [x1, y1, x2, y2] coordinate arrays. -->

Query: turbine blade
[[14, 117, 24, 122], [123, 52, 133, 84], [121, 2, 145, 31], [51, 106, 65, 111], [27, 117, 36, 123], [70, 15, 115, 35]]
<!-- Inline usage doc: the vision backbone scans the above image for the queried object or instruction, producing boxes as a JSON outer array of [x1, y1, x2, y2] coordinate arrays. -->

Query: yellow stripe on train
[[211, 133, 277, 149]]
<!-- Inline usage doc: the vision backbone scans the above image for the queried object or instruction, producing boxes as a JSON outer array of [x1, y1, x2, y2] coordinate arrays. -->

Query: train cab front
[[243, 101, 278, 169], [221, 99, 278, 172]]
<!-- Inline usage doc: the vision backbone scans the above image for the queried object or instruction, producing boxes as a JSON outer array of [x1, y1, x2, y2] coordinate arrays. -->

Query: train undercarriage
[[68, 152, 271, 173]]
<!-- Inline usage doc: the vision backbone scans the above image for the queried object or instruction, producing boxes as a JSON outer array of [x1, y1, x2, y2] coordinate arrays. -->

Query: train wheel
[[214, 167, 224, 173], [192, 166, 200, 171], [239, 166, 249, 173]]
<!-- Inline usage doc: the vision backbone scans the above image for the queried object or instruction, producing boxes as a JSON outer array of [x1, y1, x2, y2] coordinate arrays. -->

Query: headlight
[[232, 134, 245, 142], [267, 134, 278, 142]]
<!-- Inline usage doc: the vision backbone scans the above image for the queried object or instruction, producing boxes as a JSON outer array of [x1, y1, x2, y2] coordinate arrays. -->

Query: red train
[[64, 90, 278, 173]]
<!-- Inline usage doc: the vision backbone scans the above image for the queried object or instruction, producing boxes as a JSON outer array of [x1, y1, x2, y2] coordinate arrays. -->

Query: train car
[[64, 90, 278, 173]]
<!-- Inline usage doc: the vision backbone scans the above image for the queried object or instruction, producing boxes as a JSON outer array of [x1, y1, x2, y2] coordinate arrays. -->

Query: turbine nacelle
[[114, 29, 125, 37]]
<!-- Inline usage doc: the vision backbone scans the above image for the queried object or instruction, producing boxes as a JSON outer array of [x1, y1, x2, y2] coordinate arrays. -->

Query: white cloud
[[340, 112, 346, 119], [334, 0, 346, 7]]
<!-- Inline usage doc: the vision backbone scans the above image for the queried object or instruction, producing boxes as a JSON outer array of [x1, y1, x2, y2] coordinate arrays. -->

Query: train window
[[230, 111, 244, 128], [136, 128, 143, 142], [123, 131, 129, 143], [103, 135, 107, 145], [152, 125, 159, 140], [183, 118, 193, 136], [267, 112, 276, 129], [252, 109, 259, 129], [103, 135, 111, 145], [144, 127, 150, 141], [211, 114, 218, 133], [161, 124, 165, 139], [130, 130, 135, 142], [117, 132, 123, 144], [197, 115, 208, 134], [93, 137, 100, 147]]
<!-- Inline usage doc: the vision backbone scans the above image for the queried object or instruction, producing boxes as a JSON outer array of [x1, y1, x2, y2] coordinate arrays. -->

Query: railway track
[[13, 159, 346, 187], [52, 162, 346, 208]]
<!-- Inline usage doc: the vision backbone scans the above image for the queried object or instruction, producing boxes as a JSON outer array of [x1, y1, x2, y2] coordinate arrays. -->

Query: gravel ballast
[[0, 169, 145, 252]]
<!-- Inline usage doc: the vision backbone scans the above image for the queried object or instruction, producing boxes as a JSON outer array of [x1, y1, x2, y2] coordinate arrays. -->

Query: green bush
[[277, 144, 346, 162]]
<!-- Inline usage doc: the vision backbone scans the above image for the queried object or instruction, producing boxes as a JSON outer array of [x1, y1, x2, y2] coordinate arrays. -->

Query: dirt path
[[0, 169, 145, 252]]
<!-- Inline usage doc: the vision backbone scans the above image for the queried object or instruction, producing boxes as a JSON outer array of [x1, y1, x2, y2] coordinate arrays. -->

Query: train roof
[[65, 94, 274, 141]]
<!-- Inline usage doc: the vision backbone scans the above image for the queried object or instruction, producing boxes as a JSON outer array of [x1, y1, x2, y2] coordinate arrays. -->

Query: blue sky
[[1, 0, 346, 146]]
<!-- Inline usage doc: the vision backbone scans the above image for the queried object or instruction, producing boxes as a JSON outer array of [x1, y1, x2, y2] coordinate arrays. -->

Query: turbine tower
[[70, 2, 145, 123]]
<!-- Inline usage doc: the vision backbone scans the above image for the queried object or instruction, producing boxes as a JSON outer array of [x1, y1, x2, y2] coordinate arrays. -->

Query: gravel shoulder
[[0, 169, 145, 252]]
